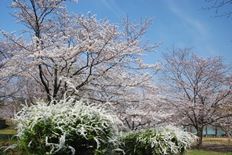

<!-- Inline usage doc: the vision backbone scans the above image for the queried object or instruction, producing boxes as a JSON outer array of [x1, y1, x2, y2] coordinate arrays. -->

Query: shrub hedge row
[[2, 98, 195, 155]]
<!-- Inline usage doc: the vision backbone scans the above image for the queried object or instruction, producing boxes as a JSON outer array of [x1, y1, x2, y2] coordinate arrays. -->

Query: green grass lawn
[[0, 119, 16, 135], [0, 127, 16, 149], [0, 139, 16, 146], [187, 150, 232, 155], [203, 137, 232, 145], [0, 128, 16, 135]]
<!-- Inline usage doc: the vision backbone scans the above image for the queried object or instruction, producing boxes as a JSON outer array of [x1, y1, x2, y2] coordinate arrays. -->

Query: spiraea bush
[[12, 96, 195, 155], [14, 97, 122, 155], [120, 126, 196, 155]]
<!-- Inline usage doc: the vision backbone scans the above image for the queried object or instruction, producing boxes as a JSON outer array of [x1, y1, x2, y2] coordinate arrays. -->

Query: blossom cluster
[[15, 97, 121, 154]]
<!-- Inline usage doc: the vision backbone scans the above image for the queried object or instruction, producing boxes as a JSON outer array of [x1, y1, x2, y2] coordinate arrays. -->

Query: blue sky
[[0, 0, 232, 64]]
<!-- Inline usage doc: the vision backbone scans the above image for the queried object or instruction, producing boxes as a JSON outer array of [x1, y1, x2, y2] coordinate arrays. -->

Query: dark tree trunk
[[205, 126, 208, 137], [215, 126, 218, 137], [196, 127, 203, 148]]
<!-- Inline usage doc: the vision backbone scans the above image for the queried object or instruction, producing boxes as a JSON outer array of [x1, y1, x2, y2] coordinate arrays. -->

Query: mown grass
[[0, 128, 16, 135], [203, 137, 232, 145], [0, 139, 16, 145], [187, 150, 232, 155]]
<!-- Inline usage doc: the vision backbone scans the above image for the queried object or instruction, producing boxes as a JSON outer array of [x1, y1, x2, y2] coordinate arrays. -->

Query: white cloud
[[166, 1, 218, 56], [167, 1, 207, 35], [99, 0, 125, 19]]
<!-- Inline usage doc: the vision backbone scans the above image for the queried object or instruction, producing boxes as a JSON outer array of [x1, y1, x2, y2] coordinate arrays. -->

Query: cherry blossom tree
[[109, 85, 172, 130], [0, 42, 9, 101], [1, 0, 163, 129], [162, 49, 232, 147], [217, 82, 232, 138], [0, 41, 21, 102]]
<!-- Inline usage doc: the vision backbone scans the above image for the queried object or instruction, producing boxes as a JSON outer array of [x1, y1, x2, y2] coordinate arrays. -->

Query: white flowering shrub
[[120, 126, 196, 155], [13, 96, 196, 155], [14, 97, 121, 155]]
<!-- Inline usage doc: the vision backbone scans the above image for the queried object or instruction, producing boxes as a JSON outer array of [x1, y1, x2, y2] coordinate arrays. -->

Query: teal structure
[[186, 125, 225, 137]]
